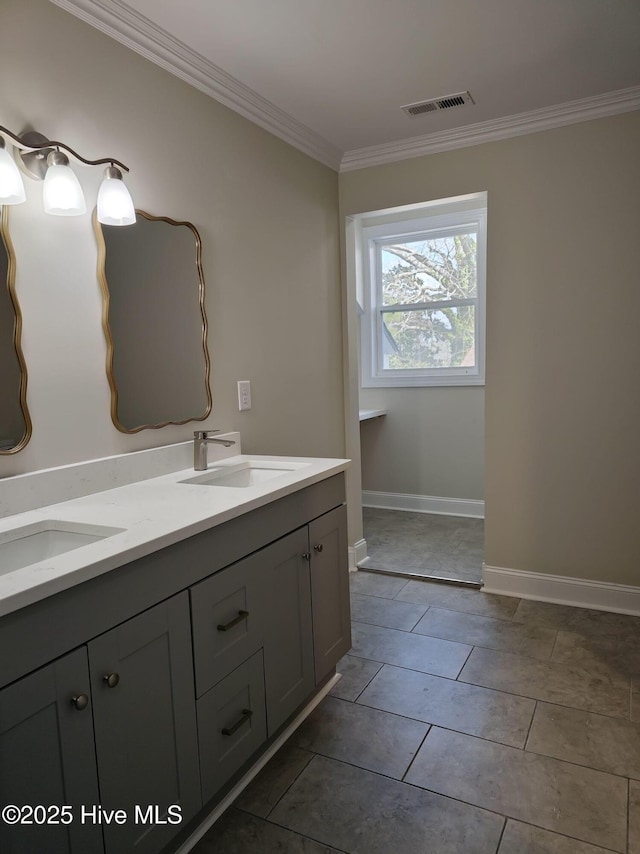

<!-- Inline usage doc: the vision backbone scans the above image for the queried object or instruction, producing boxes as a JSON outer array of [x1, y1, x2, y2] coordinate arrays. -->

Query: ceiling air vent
[[401, 91, 474, 117]]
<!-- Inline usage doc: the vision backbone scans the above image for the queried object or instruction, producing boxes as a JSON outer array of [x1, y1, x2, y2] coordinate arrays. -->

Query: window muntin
[[362, 206, 486, 387]]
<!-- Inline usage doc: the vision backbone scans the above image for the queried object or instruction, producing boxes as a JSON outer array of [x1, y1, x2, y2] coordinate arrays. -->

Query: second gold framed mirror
[[94, 210, 212, 433]]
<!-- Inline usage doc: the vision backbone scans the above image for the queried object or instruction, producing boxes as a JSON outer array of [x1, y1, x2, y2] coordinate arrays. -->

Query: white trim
[[340, 86, 640, 172], [48, 0, 342, 171], [349, 538, 367, 571], [482, 564, 640, 617], [363, 491, 484, 519], [175, 672, 341, 853]]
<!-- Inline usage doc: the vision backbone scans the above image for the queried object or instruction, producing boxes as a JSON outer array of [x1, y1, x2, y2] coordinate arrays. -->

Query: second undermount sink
[[0, 521, 125, 577], [180, 460, 309, 488]]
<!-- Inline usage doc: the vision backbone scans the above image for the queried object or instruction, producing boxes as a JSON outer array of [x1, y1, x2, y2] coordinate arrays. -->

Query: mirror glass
[[0, 207, 31, 454], [95, 211, 212, 433]]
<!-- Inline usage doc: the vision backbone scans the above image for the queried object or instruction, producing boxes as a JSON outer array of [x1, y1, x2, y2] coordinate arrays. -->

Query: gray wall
[[360, 387, 484, 500], [0, 0, 344, 477], [341, 112, 640, 585]]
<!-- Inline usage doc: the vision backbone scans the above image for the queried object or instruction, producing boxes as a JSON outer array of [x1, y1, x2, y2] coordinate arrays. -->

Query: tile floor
[[193, 572, 640, 854], [362, 507, 484, 584]]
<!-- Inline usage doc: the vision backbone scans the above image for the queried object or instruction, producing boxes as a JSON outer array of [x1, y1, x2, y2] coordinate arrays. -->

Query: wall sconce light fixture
[[0, 126, 135, 225]]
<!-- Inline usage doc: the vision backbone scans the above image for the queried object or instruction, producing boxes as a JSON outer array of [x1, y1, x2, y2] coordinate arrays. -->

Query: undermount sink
[[0, 521, 125, 577], [180, 460, 309, 488]]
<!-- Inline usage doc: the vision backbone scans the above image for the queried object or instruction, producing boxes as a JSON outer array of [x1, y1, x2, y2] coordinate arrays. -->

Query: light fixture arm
[[0, 124, 129, 173]]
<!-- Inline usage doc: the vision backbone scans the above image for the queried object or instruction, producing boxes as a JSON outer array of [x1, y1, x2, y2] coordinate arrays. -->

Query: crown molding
[[49, 0, 342, 171], [47, 2, 640, 175], [340, 86, 640, 171]]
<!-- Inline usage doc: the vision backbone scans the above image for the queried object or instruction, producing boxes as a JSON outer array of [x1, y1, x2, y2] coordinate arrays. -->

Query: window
[[361, 198, 486, 387]]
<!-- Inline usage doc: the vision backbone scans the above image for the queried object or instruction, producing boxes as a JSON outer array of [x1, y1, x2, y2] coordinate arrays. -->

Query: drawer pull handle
[[103, 672, 120, 688], [221, 708, 253, 736], [71, 693, 89, 711], [217, 610, 249, 632], [313, 543, 324, 553]]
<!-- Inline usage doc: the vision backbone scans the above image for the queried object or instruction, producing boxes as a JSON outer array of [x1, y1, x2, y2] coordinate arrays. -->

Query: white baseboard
[[362, 490, 484, 519], [483, 564, 640, 617], [349, 538, 367, 571]]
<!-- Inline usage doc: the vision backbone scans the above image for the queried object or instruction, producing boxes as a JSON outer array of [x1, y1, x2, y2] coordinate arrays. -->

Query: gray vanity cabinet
[[88, 592, 201, 854], [0, 473, 349, 854], [309, 505, 351, 683], [0, 647, 103, 854]]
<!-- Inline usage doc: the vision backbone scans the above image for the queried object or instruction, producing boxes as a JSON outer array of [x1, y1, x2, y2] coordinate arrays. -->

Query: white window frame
[[361, 203, 486, 388]]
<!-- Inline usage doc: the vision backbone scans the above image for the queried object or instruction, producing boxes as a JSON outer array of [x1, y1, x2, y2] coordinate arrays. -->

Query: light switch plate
[[238, 380, 251, 411]]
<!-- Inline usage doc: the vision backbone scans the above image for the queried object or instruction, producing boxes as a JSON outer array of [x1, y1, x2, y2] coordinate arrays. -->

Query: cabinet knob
[[313, 543, 324, 553], [103, 672, 120, 688], [301, 552, 311, 561], [71, 693, 89, 711]]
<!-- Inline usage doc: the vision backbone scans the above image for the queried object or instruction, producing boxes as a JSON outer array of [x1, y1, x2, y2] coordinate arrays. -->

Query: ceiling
[[54, 0, 640, 170]]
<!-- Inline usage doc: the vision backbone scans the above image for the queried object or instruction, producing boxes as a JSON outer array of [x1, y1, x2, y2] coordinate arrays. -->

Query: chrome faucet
[[193, 430, 236, 471]]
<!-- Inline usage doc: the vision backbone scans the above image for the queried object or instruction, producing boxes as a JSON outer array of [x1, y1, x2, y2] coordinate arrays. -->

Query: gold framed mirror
[[0, 206, 32, 454], [94, 210, 212, 433]]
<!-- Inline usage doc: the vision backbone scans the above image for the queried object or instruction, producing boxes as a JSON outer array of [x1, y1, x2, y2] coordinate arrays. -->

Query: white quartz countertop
[[0, 453, 349, 618]]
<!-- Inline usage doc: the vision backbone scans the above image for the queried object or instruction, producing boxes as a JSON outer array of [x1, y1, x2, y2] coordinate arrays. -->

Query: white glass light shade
[[97, 170, 135, 226], [0, 144, 26, 204], [42, 158, 86, 216]]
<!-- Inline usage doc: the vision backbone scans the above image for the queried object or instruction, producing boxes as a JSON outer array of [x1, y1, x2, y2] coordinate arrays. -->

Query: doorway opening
[[345, 193, 486, 588]]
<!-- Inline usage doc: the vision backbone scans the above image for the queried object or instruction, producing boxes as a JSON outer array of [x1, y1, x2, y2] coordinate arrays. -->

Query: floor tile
[[395, 580, 519, 619], [351, 621, 471, 678], [512, 599, 640, 637], [526, 701, 640, 779], [350, 592, 427, 631], [633, 681, 640, 723], [552, 629, 640, 680], [405, 727, 628, 852], [363, 508, 484, 584], [349, 571, 408, 599], [192, 807, 342, 853], [419, 553, 483, 575], [234, 743, 313, 818], [292, 695, 428, 779], [330, 654, 383, 701], [413, 607, 556, 659], [357, 664, 535, 748], [498, 820, 614, 853], [270, 754, 504, 854], [365, 546, 432, 570], [630, 780, 640, 854], [459, 647, 630, 718]]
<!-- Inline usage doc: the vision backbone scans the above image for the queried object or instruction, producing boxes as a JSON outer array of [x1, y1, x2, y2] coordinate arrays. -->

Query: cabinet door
[[88, 593, 200, 854], [0, 648, 103, 854], [309, 505, 351, 684], [261, 528, 314, 735]]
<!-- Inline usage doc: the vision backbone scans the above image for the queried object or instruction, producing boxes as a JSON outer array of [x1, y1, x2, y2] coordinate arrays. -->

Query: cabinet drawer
[[197, 650, 267, 804], [191, 556, 263, 697]]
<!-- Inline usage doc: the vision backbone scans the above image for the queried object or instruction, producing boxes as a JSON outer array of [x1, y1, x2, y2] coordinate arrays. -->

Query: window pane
[[381, 232, 477, 306], [382, 306, 476, 370]]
